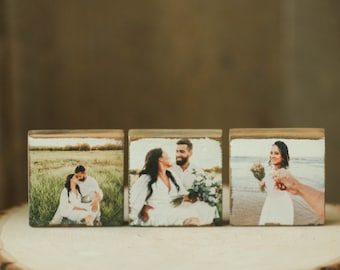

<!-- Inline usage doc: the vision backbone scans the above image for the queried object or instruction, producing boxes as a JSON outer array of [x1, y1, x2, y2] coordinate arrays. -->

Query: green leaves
[[187, 170, 222, 207]]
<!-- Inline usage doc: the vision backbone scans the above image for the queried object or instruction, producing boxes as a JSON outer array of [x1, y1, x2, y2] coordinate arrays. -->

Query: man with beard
[[49, 165, 103, 225], [137, 139, 219, 225], [75, 165, 103, 225], [171, 138, 204, 190]]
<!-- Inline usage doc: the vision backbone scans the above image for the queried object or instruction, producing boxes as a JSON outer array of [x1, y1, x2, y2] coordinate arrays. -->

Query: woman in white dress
[[258, 141, 294, 225], [129, 148, 217, 226], [56, 174, 99, 226]]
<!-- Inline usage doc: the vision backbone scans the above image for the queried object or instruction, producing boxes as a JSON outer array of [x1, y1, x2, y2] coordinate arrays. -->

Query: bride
[[258, 141, 294, 225], [51, 174, 99, 226], [129, 148, 218, 226]]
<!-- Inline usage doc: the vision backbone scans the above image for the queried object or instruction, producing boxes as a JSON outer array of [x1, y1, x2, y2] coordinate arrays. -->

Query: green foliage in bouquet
[[187, 170, 222, 207], [171, 169, 222, 209]]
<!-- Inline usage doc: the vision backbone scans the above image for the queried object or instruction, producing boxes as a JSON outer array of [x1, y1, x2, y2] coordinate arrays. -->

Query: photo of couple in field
[[128, 129, 223, 226], [28, 130, 124, 227]]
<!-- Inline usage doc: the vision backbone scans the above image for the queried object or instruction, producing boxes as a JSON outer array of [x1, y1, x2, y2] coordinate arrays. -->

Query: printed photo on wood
[[229, 128, 325, 226], [128, 129, 223, 226], [28, 130, 124, 227]]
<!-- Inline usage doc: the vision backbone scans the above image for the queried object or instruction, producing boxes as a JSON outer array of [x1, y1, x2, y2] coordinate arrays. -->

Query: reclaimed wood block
[[229, 128, 325, 226], [128, 129, 223, 226], [28, 130, 125, 227]]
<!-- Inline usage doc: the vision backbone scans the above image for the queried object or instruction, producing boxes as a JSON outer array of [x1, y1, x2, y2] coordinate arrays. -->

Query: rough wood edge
[[230, 128, 325, 139], [128, 129, 223, 140], [27, 129, 124, 138]]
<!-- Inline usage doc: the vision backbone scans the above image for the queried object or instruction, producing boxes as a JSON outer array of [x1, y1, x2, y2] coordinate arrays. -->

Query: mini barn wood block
[[229, 128, 325, 226], [28, 129, 125, 227], [128, 129, 224, 226]]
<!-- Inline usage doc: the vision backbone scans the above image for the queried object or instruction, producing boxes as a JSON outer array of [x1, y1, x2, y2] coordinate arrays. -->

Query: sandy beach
[[230, 189, 322, 226], [229, 152, 324, 226]]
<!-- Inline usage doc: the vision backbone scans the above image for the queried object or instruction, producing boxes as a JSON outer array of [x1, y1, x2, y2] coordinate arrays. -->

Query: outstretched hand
[[272, 169, 300, 195], [272, 168, 324, 221]]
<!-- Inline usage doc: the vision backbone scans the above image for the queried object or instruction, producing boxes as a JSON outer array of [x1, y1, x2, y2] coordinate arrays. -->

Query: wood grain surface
[[0, 204, 339, 270]]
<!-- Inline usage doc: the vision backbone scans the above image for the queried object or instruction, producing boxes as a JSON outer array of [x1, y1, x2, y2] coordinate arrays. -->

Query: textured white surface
[[1, 204, 340, 270]]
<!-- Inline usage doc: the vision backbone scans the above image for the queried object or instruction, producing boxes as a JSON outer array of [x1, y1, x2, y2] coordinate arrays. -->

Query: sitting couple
[[50, 165, 103, 226], [130, 139, 219, 226]]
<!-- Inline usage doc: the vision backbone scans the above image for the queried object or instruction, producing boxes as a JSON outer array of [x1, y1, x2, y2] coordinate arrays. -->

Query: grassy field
[[29, 150, 124, 226]]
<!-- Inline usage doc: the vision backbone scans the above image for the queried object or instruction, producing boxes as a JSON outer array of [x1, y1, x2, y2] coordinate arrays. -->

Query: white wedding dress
[[129, 174, 218, 226], [50, 188, 99, 224], [259, 168, 294, 225]]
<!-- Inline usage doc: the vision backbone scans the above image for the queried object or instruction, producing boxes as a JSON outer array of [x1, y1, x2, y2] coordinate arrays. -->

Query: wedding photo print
[[28, 130, 124, 227], [229, 128, 325, 226], [128, 129, 223, 227]]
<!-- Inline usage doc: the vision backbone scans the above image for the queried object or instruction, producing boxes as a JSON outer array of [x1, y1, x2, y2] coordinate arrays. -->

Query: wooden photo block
[[28, 130, 124, 227], [128, 129, 223, 226], [229, 128, 325, 226]]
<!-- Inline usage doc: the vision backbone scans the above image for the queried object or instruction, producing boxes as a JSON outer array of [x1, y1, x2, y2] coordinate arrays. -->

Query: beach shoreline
[[230, 189, 321, 226]]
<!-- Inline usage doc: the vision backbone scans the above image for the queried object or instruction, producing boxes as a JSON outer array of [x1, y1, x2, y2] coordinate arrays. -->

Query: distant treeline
[[204, 166, 222, 174], [129, 166, 222, 175], [30, 143, 123, 151]]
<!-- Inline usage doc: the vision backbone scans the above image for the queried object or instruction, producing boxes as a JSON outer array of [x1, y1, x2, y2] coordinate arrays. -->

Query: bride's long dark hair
[[65, 173, 82, 198], [269, 141, 290, 169], [139, 148, 180, 202]]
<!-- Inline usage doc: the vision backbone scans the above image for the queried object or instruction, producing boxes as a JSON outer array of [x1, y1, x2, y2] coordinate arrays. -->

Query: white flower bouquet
[[250, 163, 265, 181], [172, 170, 222, 207], [251, 163, 266, 192]]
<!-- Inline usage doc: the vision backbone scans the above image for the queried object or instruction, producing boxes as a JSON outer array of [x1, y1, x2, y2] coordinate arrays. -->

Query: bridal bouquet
[[250, 163, 265, 181], [251, 163, 266, 192], [172, 169, 222, 207]]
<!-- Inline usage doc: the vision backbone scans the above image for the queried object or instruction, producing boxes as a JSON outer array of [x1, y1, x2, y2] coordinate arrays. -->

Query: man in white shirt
[[75, 165, 103, 225], [171, 138, 204, 190], [171, 139, 221, 225]]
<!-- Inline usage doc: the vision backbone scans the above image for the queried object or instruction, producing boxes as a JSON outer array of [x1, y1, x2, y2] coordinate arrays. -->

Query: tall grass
[[29, 150, 124, 226]]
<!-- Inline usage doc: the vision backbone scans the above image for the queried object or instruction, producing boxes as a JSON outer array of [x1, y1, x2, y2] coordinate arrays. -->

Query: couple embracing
[[130, 139, 220, 226], [50, 165, 103, 226]]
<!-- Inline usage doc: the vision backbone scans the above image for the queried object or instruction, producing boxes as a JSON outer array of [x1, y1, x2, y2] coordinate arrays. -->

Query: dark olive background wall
[[1, 0, 339, 210]]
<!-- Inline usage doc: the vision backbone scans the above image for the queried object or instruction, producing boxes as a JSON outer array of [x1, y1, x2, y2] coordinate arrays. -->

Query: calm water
[[230, 156, 324, 225], [230, 156, 325, 193]]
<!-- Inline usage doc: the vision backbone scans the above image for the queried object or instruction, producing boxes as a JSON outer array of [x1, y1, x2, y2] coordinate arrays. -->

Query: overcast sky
[[129, 138, 222, 170], [28, 137, 122, 147], [230, 138, 325, 158]]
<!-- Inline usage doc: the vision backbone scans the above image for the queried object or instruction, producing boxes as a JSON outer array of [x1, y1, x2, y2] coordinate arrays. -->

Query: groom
[[139, 139, 202, 222], [75, 165, 103, 224], [171, 138, 204, 190], [171, 138, 221, 225], [49, 165, 103, 225]]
